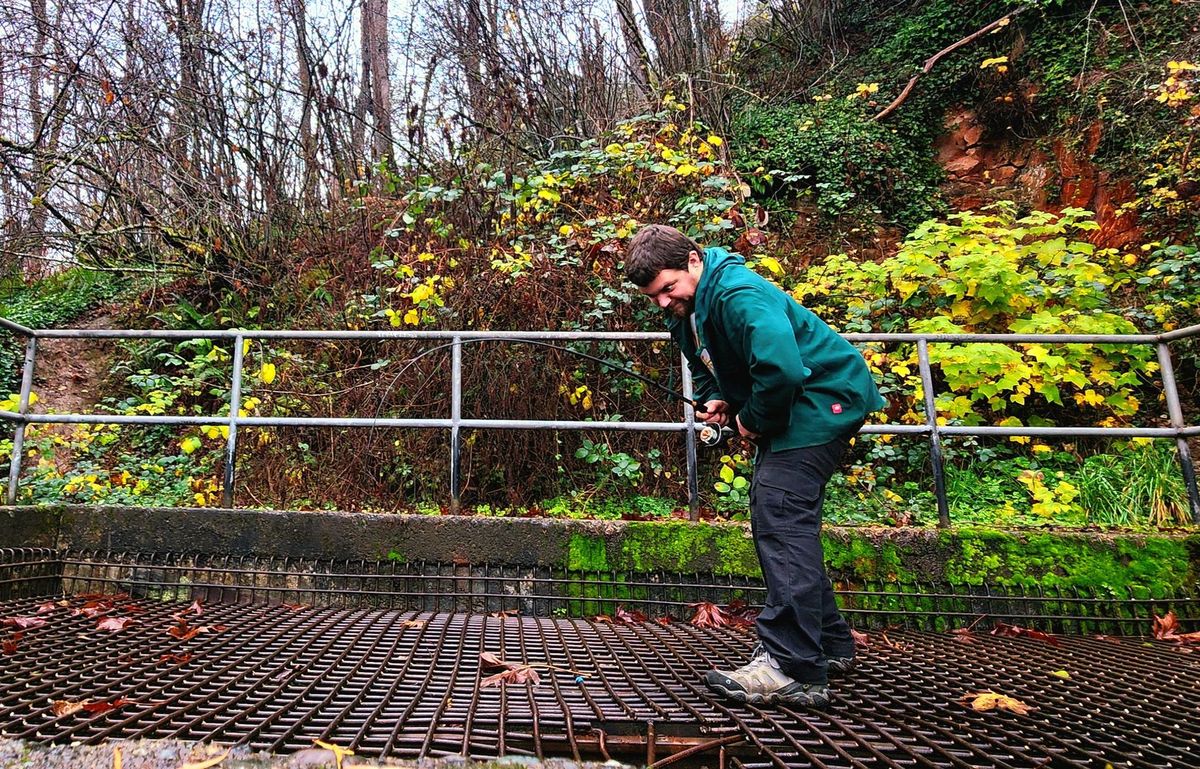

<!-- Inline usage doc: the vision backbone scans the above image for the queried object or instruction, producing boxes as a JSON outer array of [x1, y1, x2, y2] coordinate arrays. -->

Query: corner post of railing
[[681, 354, 700, 521], [1155, 341, 1200, 523], [5, 334, 38, 505], [222, 333, 245, 509], [917, 339, 950, 527], [449, 334, 463, 515]]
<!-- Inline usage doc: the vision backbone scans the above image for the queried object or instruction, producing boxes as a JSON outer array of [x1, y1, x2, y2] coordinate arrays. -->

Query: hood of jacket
[[693, 246, 744, 330]]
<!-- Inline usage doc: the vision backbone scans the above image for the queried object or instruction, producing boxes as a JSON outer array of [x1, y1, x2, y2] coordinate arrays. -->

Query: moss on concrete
[[617, 521, 758, 575]]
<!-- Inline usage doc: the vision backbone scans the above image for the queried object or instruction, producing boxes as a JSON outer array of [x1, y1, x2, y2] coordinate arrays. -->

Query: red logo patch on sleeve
[[831, 403, 843, 414]]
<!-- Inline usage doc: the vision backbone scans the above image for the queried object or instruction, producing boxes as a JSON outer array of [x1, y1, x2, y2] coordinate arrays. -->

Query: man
[[624, 224, 886, 709]]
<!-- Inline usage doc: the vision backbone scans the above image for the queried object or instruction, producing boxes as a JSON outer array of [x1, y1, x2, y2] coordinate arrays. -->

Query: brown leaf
[[52, 700, 87, 717], [879, 631, 913, 652], [159, 652, 193, 664], [488, 609, 518, 618], [960, 690, 1034, 716], [2, 616, 46, 629], [167, 621, 225, 641], [1153, 611, 1180, 640], [401, 619, 427, 628], [36, 602, 58, 614], [82, 697, 135, 714], [281, 603, 309, 611], [951, 628, 978, 644], [481, 665, 541, 687], [851, 628, 871, 649], [2, 632, 23, 654], [688, 602, 727, 628], [654, 616, 674, 626], [479, 651, 510, 671], [614, 606, 648, 624], [990, 622, 1060, 646], [96, 616, 137, 632]]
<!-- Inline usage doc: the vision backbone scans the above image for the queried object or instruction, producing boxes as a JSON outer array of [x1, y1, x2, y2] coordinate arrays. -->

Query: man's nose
[[657, 294, 671, 308]]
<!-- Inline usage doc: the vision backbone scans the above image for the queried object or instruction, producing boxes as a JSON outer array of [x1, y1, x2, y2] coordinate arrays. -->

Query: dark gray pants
[[750, 436, 855, 684]]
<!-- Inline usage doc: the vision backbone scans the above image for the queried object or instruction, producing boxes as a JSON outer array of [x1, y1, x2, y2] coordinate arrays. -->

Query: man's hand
[[697, 399, 729, 427], [736, 414, 761, 440]]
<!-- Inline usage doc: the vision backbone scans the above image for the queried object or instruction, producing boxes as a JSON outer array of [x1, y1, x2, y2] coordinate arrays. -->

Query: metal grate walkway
[[3, 593, 1199, 768]]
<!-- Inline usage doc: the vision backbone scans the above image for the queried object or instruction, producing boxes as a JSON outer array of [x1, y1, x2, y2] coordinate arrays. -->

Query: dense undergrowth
[[1, 0, 1198, 528]]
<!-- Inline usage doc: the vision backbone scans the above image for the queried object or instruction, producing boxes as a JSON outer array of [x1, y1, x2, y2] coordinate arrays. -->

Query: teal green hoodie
[[671, 247, 886, 451]]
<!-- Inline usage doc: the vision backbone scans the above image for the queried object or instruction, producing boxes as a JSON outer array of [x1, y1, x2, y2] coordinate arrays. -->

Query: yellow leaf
[[242, 339, 251, 356], [1051, 670, 1071, 680], [403, 309, 420, 325], [179, 749, 232, 769], [758, 256, 783, 276], [180, 436, 201, 455], [604, 143, 623, 155], [558, 225, 573, 236], [313, 740, 354, 769], [675, 164, 698, 177], [707, 135, 723, 146], [259, 362, 276, 385], [719, 465, 735, 483], [980, 56, 1009, 69], [960, 690, 1033, 715]]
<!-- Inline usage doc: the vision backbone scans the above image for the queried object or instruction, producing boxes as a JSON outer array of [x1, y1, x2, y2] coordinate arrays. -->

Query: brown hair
[[623, 224, 703, 287]]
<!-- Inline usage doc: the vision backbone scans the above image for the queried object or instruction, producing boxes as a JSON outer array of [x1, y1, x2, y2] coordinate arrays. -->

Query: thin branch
[[874, 5, 1031, 122]]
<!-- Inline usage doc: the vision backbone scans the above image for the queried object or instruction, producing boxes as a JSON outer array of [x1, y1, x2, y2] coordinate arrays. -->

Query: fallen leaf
[[2, 632, 22, 654], [281, 603, 309, 611], [488, 609, 518, 618], [615, 606, 648, 624], [313, 740, 354, 769], [879, 631, 913, 652], [960, 690, 1034, 716], [851, 628, 871, 649], [1153, 611, 1180, 640], [479, 651, 541, 687], [1051, 670, 1071, 680], [401, 619, 426, 628], [167, 622, 226, 641], [36, 602, 57, 614], [951, 628, 978, 644], [159, 652, 193, 664], [990, 622, 1060, 646], [179, 748, 231, 769], [2, 616, 46, 629], [52, 700, 86, 717], [654, 616, 674, 626], [97, 616, 137, 632], [481, 665, 541, 687]]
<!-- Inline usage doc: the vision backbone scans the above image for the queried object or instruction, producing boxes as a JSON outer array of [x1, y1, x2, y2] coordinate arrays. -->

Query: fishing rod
[[376, 336, 735, 447]]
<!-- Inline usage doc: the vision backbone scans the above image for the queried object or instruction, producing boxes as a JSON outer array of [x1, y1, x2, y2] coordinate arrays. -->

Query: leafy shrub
[[730, 98, 943, 227]]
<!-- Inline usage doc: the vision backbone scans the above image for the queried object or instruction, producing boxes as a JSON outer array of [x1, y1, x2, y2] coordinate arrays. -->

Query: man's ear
[[687, 250, 703, 270]]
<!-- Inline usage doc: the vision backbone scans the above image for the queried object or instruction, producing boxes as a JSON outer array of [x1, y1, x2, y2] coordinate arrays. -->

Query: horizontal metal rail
[[2, 321, 1198, 523]]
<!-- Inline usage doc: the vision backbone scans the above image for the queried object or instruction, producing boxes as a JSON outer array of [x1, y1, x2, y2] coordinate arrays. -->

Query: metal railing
[[2, 316, 1198, 524]]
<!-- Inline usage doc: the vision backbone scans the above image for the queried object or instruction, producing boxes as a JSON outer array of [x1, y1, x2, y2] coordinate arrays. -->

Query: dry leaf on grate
[[990, 622, 1059, 646], [479, 651, 542, 687], [960, 690, 1034, 716]]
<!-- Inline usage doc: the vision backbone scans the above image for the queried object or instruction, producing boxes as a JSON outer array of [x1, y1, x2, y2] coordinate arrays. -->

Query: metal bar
[[1157, 322, 1200, 342], [681, 354, 699, 521], [222, 335, 245, 509], [30, 328, 674, 341], [5, 337, 37, 505], [1156, 343, 1200, 523], [0, 317, 35, 337], [3, 410, 1196, 439], [450, 335, 462, 515], [917, 340, 950, 527]]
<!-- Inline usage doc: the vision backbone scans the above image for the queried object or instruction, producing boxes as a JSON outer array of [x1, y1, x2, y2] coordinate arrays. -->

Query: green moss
[[567, 534, 609, 572], [823, 530, 916, 582], [617, 521, 759, 575], [943, 529, 1197, 594]]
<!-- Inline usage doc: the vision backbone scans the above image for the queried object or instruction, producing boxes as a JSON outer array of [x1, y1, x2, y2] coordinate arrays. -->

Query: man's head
[[625, 225, 704, 318]]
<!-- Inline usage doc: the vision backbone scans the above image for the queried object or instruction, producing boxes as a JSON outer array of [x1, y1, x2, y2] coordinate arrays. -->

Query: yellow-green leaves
[[259, 362, 276, 384], [180, 436, 202, 455]]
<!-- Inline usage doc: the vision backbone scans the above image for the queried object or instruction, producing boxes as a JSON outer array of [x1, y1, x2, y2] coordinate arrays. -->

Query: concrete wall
[[3, 505, 1198, 594]]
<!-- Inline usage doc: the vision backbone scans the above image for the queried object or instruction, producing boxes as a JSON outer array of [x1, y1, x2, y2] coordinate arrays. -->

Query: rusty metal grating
[[2, 548, 1200, 768]]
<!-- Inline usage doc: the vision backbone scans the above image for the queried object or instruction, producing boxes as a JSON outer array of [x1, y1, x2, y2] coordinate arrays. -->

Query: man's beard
[[668, 298, 694, 317]]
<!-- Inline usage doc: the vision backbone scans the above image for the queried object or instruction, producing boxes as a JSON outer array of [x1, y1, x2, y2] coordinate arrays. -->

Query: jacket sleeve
[[717, 285, 808, 436]]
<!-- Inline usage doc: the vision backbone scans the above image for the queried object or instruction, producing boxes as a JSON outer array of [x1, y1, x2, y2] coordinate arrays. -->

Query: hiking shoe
[[827, 655, 856, 677], [704, 648, 830, 708]]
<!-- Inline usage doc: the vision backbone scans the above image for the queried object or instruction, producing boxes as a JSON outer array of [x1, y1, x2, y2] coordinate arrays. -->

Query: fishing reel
[[698, 423, 735, 449]]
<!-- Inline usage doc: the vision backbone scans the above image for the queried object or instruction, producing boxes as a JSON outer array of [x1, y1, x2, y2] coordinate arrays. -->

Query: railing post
[[917, 339, 950, 527], [1156, 342, 1200, 523], [681, 354, 699, 521], [5, 336, 37, 505], [222, 334, 245, 509], [450, 335, 463, 515]]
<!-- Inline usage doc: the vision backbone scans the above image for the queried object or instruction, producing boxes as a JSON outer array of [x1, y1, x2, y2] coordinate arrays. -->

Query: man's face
[[639, 251, 703, 318]]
